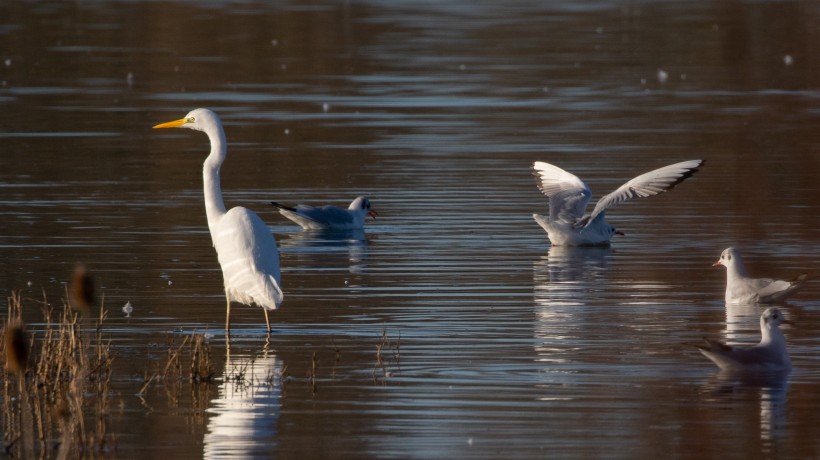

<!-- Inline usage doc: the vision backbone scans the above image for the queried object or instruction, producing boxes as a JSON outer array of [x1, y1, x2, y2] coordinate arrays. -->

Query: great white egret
[[531, 159, 703, 246], [271, 196, 377, 230], [153, 108, 283, 333]]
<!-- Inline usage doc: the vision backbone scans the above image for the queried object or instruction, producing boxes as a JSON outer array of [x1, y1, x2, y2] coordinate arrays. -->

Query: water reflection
[[534, 246, 612, 286], [702, 371, 790, 449], [204, 343, 283, 459], [279, 228, 371, 276], [531, 247, 612, 365], [724, 302, 763, 343]]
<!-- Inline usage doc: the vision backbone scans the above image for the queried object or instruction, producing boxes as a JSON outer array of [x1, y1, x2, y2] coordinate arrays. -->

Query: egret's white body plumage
[[271, 196, 377, 230], [531, 160, 703, 246], [696, 307, 793, 372], [713, 247, 807, 304], [154, 108, 282, 332]]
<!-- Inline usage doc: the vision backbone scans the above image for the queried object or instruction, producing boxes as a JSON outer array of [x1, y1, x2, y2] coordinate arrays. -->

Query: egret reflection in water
[[204, 345, 283, 459]]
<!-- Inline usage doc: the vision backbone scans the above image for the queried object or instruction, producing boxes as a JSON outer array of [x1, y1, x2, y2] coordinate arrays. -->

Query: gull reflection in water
[[532, 246, 612, 364], [203, 342, 283, 459], [724, 302, 765, 343], [702, 370, 790, 446], [280, 228, 371, 276]]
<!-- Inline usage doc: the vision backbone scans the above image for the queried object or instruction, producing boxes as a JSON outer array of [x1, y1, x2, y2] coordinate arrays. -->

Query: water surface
[[1, 0, 819, 458]]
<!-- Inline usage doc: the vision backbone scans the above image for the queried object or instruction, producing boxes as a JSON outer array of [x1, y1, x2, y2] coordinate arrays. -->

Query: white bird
[[695, 307, 793, 372], [153, 108, 283, 333], [531, 159, 703, 246], [713, 247, 808, 304], [271, 196, 377, 230], [122, 301, 133, 318]]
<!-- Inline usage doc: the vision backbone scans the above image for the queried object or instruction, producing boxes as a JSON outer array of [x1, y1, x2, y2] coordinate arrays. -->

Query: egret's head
[[350, 196, 378, 219], [153, 108, 220, 133]]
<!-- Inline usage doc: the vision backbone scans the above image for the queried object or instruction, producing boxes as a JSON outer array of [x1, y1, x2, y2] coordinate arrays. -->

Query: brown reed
[[1, 290, 115, 458]]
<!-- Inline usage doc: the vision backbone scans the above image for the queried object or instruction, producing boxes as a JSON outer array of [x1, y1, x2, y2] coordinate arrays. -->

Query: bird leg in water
[[263, 309, 271, 335], [225, 297, 231, 332]]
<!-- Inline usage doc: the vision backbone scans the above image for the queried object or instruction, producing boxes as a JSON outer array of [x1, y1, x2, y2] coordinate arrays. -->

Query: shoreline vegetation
[[1, 287, 218, 459]]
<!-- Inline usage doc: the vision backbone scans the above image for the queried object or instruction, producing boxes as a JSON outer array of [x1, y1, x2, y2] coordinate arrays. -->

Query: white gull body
[[271, 196, 377, 230], [696, 307, 793, 372], [532, 160, 703, 246], [713, 247, 807, 304]]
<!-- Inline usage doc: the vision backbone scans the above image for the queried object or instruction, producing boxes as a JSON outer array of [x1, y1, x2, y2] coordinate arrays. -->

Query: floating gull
[[271, 196, 377, 230], [695, 307, 793, 372], [713, 247, 807, 304], [532, 160, 703, 246]]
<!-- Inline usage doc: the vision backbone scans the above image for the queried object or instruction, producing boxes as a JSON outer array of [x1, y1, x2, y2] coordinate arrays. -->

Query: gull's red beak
[[712, 260, 722, 267], [368, 210, 378, 219], [615, 230, 625, 236]]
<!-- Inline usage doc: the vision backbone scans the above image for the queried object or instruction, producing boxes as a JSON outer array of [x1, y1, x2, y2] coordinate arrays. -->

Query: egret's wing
[[215, 207, 283, 309], [532, 161, 592, 223], [586, 160, 703, 226]]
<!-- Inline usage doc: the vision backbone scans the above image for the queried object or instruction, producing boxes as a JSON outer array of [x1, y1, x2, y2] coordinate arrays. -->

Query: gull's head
[[607, 225, 624, 238], [762, 307, 794, 330], [713, 246, 738, 268], [153, 108, 221, 133], [350, 196, 378, 219]]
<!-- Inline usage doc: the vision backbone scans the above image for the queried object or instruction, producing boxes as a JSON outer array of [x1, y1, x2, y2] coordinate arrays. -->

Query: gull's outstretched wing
[[532, 161, 592, 223], [586, 159, 703, 226]]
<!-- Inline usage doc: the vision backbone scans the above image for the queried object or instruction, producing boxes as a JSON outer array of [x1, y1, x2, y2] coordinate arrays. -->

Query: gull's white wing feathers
[[586, 159, 703, 226], [295, 204, 355, 226], [697, 340, 784, 371], [532, 161, 592, 223], [272, 202, 361, 230]]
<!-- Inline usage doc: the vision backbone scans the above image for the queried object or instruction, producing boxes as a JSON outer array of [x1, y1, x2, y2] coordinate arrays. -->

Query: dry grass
[[373, 326, 401, 382], [1, 290, 115, 458]]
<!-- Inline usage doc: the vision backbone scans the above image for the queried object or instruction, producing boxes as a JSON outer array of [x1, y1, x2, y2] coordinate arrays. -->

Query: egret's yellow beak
[[153, 118, 187, 129]]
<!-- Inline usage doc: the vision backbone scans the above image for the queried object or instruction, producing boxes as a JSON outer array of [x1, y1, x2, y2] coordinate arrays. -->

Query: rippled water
[[2, 0, 820, 458]]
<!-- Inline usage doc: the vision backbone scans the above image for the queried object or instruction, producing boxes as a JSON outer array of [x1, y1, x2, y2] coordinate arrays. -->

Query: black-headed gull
[[531, 160, 703, 246], [271, 196, 377, 230], [695, 307, 793, 372], [713, 247, 808, 304]]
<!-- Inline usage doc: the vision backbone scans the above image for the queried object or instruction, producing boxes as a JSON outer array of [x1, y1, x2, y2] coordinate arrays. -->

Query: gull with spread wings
[[532, 160, 703, 246]]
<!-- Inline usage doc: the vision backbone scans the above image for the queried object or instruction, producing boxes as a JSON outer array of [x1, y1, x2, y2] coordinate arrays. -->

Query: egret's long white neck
[[203, 124, 228, 241]]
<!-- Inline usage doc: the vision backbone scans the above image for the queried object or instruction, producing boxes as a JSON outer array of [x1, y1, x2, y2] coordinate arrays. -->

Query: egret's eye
[[186, 117, 195, 123]]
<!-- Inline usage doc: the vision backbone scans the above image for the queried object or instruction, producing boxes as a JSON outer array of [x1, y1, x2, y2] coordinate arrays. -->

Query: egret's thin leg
[[263, 308, 271, 334], [225, 296, 231, 331]]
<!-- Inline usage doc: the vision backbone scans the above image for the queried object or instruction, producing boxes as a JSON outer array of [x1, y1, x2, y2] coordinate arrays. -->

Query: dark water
[[2, 0, 820, 458]]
